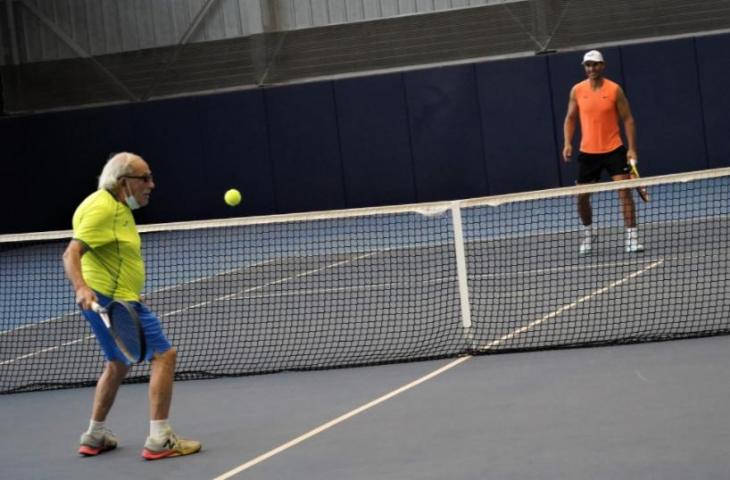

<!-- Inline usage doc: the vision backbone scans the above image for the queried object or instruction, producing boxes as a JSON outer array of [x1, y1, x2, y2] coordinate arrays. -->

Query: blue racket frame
[[93, 300, 146, 363]]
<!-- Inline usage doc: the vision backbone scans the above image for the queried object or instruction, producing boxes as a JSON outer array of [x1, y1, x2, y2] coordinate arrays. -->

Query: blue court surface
[[2, 334, 730, 480], [1, 173, 728, 479]]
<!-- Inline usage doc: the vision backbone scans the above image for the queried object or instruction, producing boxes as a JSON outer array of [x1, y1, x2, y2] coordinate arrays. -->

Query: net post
[[450, 204, 474, 348]]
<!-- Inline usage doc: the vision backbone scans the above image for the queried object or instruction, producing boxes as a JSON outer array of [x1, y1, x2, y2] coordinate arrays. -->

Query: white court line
[[204, 256, 671, 301], [211, 258, 665, 480], [475, 259, 665, 351], [0, 336, 95, 366], [150, 258, 277, 295], [0, 320, 57, 336], [0, 252, 673, 363], [1, 253, 377, 365], [0, 258, 278, 338], [211, 356, 473, 480], [155, 252, 379, 318], [3, 245, 724, 337]]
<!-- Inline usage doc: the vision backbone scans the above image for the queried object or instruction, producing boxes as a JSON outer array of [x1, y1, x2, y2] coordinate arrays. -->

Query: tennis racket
[[628, 158, 649, 203], [92, 300, 146, 363]]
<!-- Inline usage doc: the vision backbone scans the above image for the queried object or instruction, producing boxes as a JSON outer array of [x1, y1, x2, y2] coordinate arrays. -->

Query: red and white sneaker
[[79, 428, 118, 456]]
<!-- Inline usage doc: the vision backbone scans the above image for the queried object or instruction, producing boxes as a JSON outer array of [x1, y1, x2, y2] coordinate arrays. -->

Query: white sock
[[582, 225, 593, 238], [626, 227, 637, 239], [87, 419, 105, 434], [150, 419, 171, 438]]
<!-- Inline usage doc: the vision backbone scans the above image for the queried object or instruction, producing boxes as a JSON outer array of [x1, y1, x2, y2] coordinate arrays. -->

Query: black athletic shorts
[[576, 145, 630, 184]]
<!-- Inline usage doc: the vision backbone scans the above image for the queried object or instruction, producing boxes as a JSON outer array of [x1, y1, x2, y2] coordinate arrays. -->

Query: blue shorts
[[82, 291, 172, 364]]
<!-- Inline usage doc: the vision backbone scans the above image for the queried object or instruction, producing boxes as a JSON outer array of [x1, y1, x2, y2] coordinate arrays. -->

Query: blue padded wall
[[265, 82, 346, 213], [476, 55, 560, 194], [404, 64, 488, 201], [3, 32, 729, 235], [334, 73, 417, 207], [14, 105, 133, 232], [195, 90, 276, 217], [548, 47, 624, 186], [14, 113, 70, 231], [696, 33, 730, 168], [0, 116, 29, 233], [128, 96, 207, 224], [60, 104, 135, 222], [621, 38, 707, 175]]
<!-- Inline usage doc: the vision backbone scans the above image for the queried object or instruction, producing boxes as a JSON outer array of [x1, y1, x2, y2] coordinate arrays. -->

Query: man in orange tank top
[[562, 50, 644, 255]]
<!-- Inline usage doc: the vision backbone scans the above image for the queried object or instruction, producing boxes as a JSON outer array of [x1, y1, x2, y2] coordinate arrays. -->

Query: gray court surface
[[2, 334, 730, 480]]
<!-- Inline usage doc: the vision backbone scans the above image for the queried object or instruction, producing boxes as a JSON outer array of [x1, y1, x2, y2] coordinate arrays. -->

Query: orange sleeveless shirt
[[575, 78, 623, 154]]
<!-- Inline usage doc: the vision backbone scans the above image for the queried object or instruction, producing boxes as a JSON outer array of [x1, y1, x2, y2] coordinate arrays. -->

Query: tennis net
[[2, 167, 729, 393]]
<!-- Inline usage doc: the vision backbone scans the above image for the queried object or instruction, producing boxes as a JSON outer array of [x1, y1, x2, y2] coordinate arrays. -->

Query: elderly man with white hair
[[63, 152, 201, 460]]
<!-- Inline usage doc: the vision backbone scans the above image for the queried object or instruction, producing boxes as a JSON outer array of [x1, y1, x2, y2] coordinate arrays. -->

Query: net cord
[[2, 167, 729, 242]]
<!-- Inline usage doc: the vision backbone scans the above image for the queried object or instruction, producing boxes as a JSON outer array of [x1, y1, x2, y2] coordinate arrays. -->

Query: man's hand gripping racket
[[628, 158, 649, 203], [92, 301, 146, 363]]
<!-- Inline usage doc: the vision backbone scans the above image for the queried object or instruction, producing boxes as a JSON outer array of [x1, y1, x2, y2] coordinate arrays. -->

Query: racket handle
[[92, 302, 112, 328], [628, 158, 637, 167]]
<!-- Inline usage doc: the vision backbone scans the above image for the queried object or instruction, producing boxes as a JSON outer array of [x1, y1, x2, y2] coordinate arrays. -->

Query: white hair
[[98, 152, 140, 190]]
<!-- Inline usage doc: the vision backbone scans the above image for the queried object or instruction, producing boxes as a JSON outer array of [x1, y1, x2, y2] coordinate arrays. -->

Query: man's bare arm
[[62, 240, 97, 310], [616, 87, 638, 160]]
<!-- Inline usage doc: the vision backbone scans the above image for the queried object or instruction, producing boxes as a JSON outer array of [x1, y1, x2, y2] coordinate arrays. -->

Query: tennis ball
[[224, 189, 241, 206]]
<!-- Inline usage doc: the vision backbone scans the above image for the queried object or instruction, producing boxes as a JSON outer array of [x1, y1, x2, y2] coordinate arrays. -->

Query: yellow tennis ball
[[224, 189, 241, 206]]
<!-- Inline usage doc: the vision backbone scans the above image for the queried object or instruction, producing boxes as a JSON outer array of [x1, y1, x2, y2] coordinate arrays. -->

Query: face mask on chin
[[123, 182, 141, 210], [125, 194, 141, 210]]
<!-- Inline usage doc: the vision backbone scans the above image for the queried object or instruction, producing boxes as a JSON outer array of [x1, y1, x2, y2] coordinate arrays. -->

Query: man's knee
[[154, 347, 177, 366], [105, 360, 129, 379]]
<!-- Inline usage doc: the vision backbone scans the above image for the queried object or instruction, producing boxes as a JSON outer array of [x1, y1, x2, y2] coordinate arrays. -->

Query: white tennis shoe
[[579, 236, 592, 255], [79, 427, 118, 456], [625, 228, 644, 253]]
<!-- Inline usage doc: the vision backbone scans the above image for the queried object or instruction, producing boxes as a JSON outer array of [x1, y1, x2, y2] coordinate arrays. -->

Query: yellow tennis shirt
[[72, 189, 144, 301]]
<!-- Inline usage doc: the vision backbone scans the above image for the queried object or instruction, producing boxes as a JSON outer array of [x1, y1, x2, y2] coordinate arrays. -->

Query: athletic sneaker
[[579, 235, 592, 256], [625, 229, 645, 253], [79, 428, 118, 456], [141, 428, 201, 460], [625, 240, 645, 253]]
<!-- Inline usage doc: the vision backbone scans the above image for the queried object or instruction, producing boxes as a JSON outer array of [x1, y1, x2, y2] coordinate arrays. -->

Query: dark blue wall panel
[[404, 64, 488, 201], [15, 113, 72, 232], [3, 33, 729, 235], [265, 82, 346, 213], [334, 73, 416, 207], [61, 104, 134, 225], [476, 56, 560, 194], [1, 116, 28, 233], [696, 33, 730, 168], [128, 97, 206, 224], [621, 39, 707, 175], [195, 90, 276, 217], [8, 105, 133, 233], [548, 47, 624, 186]]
